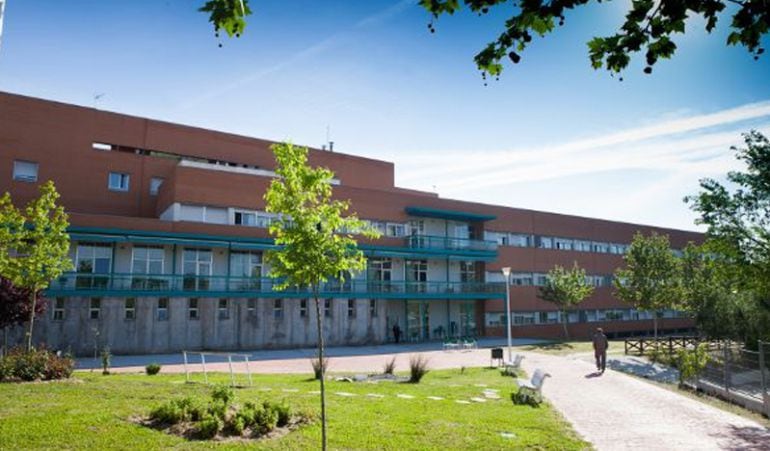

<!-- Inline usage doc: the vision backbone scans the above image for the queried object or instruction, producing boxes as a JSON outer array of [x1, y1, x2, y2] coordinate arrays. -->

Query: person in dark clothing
[[592, 327, 609, 373], [392, 323, 402, 344]]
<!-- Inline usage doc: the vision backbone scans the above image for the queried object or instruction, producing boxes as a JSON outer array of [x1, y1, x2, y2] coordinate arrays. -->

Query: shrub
[[196, 415, 222, 439], [511, 390, 542, 407], [211, 385, 234, 406], [253, 402, 278, 434], [150, 401, 186, 424], [271, 402, 291, 427], [101, 347, 111, 375], [0, 347, 74, 382], [225, 415, 245, 436], [207, 401, 228, 420], [677, 344, 710, 386], [145, 363, 161, 375], [310, 357, 329, 380], [408, 354, 429, 383], [383, 356, 396, 375]]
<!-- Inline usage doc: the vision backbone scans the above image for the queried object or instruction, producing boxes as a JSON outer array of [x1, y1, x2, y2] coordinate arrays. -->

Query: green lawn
[[0, 368, 589, 450], [518, 340, 625, 356]]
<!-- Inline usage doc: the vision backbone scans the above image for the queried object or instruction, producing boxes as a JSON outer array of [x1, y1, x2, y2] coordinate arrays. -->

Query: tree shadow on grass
[[524, 343, 575, 352], [711, 424, 770, 450]]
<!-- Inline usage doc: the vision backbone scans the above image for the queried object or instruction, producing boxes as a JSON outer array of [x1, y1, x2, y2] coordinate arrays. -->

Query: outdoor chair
[[461, 337, 477, 350], [443, 338, 460, 351], [516, 368, 551, 402]]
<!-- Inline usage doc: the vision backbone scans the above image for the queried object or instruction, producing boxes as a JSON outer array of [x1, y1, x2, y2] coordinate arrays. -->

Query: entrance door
[[459, 301, 477, 337], [406, 300, 430, 341]]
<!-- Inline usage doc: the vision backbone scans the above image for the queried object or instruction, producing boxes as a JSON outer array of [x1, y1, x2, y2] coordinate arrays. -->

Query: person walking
[[392, 323, 402, 344], [592, 327, 609, 373]]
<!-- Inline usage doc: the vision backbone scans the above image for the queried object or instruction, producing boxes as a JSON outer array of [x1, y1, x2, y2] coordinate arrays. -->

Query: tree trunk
[[25, 290, 37, 351], [653, 313, 659, 342], [562, 309, 569, 340], [313, 286, 327, 451]]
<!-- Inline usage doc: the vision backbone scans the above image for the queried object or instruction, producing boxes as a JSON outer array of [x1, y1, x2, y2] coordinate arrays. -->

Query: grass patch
[[0, 368, 589, 450]]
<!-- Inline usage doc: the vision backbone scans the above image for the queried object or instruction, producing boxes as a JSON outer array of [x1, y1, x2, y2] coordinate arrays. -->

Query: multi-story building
[[0, 92, 699, 355]]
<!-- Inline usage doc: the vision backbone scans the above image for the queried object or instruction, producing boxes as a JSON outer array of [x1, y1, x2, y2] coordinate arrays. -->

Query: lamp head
[[501, 267, 511, 278]]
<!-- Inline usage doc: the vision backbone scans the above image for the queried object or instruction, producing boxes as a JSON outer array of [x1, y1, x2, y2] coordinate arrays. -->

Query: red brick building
[[0, 92, 699, 354]]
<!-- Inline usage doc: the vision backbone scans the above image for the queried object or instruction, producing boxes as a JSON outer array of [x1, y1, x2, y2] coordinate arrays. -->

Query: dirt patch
[[132, 414, 313, 442]]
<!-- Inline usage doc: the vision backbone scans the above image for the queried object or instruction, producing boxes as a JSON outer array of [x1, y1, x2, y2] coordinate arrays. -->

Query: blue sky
[[1, 0, 769, 231]]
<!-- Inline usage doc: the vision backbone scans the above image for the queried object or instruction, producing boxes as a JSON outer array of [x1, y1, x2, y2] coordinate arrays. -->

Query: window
[[132, 246, 164, 274], [76, 243, 112, 273], [149, 177, 164, 196], [537, 236, 553, 249], [347, 299, 356, 318], [324, 299, 332, 317], [183, 248, 212, 291], [273, 299, 283, 319], [157, 298, 169, 321], [369, 299, 377, 317], [299, 299, 308, 318], [247, 298, 257, 317], [367, 258, 392, 282], [460, 261, 475, 283], [108, 172, 130, 191], [89, 298, 101, 320], [510, 272, 533, 286], [512, 313, 535, 325], [406, 259, 428, 283], [509, 234, 530, 247], [218, 299, 230, 320], [13, 160, 38, 182], [52, 298, 65, 321], [592, 242, 609, 253], [230, 251, 262, 278], [234, 210, 257, 226], [555, 238, 573, 250], [386, 223, 406, 237], [188, 298, 199, 320], [125, 298, 136, 320]]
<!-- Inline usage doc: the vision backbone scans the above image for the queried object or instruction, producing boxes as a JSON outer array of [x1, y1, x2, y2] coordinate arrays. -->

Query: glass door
[[406, 301, 430, 341]]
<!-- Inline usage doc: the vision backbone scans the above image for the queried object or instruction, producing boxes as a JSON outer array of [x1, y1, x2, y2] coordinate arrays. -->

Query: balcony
[[404, 235, 497, 253], [46, 273, 506, 300]]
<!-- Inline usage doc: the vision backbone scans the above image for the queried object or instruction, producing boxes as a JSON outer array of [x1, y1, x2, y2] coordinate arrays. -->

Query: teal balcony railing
[[46, 272, 506, 299], [404, 235, 497, 253]]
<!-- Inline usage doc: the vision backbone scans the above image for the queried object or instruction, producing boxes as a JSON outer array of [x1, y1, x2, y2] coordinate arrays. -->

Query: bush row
[[0, 347, 74, 382], [149, 386, 298, 440]]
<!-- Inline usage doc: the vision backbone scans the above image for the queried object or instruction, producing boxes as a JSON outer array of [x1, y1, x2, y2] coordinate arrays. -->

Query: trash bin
[[491, 348, 503, 366]]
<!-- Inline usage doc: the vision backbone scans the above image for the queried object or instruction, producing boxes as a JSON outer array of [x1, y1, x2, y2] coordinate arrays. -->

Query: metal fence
[[697, 340, 769, 417]]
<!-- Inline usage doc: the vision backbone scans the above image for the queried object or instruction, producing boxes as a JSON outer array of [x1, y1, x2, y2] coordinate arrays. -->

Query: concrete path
[[79, 341, 770, 450], [520, 352, 770, 450]]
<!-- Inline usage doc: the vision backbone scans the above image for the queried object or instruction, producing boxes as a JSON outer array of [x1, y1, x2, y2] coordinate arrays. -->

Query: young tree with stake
[[264, 142, 379, 450]]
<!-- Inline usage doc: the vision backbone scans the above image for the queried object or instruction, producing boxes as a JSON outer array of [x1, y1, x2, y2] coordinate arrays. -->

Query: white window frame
[[157, 298, 169, 321], [234, 210, 257, 226], [89, 298, 101, 320], [188, 298, 199, 320], [131, 246, 165, 274], [218, 298, 230, 320], [347, 299, 356, 318], [108, 172, 130, 192], [299, 299, 308, 318], [273, 299, 283, 319], [125, 298, 136, 320], [52, 298, 65, 321], [247, 298, 257, 317], [149, 177, 164, 196]]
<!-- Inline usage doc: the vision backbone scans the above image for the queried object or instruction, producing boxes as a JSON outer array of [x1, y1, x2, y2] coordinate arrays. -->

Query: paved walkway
[[80, 342, 770, 450], [520, 352, 770, 450]]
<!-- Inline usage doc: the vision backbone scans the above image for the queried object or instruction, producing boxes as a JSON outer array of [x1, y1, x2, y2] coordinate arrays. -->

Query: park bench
[[503, 354, 524, 375], [516, 368, 551, 402]]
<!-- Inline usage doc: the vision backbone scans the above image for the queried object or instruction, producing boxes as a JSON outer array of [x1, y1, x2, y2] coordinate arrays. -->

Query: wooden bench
[[503, 354, 524, 375], [516, 369, 551, 402]]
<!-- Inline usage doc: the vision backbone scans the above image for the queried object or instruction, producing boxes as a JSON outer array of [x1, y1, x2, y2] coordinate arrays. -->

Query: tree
[[263, 142, 379, 451], [684, 131, 770, 344], [0, 181, 72, 351], [0, 276, 44, 351], [200, 0, 768, 77], [613, 232, 682, 340], [537, 262, 594, 339]]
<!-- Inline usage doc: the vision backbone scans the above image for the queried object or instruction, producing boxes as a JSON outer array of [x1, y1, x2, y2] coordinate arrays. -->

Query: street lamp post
[[502, 267, 512, 362]]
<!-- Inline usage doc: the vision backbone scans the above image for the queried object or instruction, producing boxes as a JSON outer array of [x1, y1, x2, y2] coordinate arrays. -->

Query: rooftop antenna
[[325, 125, 334, 152], [93, 93, 105, 109]]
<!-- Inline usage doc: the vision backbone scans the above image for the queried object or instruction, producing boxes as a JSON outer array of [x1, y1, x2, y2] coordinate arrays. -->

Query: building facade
[[0, 92, 699, 355]]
